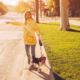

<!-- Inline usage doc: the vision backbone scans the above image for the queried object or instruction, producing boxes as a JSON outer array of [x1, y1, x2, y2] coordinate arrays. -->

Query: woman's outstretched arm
[[6, 21, 23, 27]]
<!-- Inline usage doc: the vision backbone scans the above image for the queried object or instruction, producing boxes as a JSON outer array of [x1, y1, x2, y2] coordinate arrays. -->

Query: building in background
[[43, 5, 55, 17], [27, 0, 55, 17]]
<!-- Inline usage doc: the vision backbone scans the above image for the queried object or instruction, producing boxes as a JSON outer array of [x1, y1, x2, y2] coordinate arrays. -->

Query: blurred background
[[0, 0, 80, 17]]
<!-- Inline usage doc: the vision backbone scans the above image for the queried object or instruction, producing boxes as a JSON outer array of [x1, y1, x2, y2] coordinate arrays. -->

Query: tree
[[68, 0, 80, 17], [59, 0, 70, 30], [35, 0, 39, 23], [47, 0, 60, 16], [47, 0, 55, 9], [53, 0, 60, 16], [0, 1, 9, 15], [14, 1, 30, 13]]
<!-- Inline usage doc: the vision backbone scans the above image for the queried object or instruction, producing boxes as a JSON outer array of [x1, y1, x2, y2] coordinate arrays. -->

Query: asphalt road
[[0, 12, 25, 80]]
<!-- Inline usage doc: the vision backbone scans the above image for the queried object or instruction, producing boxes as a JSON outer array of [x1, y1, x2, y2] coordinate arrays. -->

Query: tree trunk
[[35, 0, 39, 23], [59, 0, 70, 30]]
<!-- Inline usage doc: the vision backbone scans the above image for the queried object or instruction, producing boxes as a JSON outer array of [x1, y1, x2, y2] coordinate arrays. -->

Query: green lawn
[[38, 22, 80, 80], [76, 19, 80, 21]]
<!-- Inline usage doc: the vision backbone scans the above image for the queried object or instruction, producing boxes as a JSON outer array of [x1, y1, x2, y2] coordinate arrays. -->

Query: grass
[[76, 19, 80, 21], [38, 22, 80, 80]]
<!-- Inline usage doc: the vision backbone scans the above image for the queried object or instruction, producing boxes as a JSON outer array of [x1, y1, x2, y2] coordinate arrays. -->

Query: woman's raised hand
[[6, 22, 10, 24]]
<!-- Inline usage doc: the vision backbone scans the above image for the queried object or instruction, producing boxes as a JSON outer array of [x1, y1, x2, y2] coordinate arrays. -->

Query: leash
[[39, 40, 43, 56]]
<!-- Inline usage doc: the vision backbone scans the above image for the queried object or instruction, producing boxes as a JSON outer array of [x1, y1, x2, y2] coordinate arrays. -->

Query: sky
[[0, 0, 28, 5], [0, 0, 48, 6]]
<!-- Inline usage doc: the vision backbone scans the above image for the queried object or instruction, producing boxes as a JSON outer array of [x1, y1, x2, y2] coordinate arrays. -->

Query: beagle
[[29, 56, 50, 72]]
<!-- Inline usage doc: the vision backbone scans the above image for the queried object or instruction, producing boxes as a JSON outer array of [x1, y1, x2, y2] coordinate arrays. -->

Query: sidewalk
[[69, 20, 80, 26], [22, 36, 55, 80], [39, 16, 80, 26]]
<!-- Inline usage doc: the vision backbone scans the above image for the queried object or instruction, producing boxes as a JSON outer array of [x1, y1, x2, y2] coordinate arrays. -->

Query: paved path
[[39, 16, 80, 26], [0, 23, 25, 80], [69, 20, 80, 26]]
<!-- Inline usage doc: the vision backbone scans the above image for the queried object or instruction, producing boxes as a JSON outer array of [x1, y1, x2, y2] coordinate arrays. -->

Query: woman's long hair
[[23, 11, 33, 25]]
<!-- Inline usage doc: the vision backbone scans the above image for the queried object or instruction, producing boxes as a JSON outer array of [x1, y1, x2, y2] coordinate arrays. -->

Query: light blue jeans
[[25, 44, 36, 58]]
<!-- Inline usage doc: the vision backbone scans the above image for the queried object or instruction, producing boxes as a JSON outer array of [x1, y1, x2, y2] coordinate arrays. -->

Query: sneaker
[[29, 64, 34, 70], [30, 65, 34, 68]]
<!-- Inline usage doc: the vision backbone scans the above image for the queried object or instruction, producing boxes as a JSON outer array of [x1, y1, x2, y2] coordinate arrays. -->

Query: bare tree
[[59, 0, 70, 30]]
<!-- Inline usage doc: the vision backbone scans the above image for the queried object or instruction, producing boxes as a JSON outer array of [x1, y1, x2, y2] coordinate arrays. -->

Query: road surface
[[0, 12, 25, 80]]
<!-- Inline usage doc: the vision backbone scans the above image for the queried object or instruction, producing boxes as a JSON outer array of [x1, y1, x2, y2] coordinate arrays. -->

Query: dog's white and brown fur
[[29, 56, 50, 72]]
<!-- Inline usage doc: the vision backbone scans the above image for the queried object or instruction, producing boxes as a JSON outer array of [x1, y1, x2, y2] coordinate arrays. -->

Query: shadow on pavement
[[67, 29, 80, 32], [23, 67, 50, 80], [52, 72, 64, 80]]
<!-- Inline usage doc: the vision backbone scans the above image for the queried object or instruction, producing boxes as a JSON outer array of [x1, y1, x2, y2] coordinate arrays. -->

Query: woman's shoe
[[29, 64, 34, 70]]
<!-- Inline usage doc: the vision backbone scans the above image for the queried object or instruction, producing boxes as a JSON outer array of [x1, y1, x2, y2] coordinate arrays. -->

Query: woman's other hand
[[38, 34, 41, 41], [39, 39, 42, 46], [37, 34, 42, 46], [6, 22, 10, 24]]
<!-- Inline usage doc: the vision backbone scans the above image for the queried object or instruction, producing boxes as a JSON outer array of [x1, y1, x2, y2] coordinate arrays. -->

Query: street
[[0, 12, 25, 80]]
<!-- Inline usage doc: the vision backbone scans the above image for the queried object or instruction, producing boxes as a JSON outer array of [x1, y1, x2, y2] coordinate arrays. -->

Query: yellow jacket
[[10, 19, 40, 45]]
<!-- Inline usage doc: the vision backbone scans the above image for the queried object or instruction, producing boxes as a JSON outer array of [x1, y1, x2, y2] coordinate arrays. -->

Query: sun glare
[[9, 2, 17, 5]]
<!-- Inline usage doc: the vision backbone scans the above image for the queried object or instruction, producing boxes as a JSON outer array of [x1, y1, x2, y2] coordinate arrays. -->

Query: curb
[[42, 45, 55, 80]]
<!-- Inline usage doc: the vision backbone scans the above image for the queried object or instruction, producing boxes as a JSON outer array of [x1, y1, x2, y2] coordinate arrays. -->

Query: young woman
[[6, 11, 41, 64]]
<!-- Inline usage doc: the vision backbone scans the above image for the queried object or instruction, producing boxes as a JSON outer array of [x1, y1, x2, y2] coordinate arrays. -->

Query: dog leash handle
[[39, 40, 42, 46], [39, 40, 43, 56]]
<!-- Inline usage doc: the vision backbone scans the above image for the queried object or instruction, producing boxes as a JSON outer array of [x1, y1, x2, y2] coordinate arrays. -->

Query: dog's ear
[[38, 57, 42, 62], [38, 57, 46, 63], [42, 57, 46, 62], [45, 57, 46, 60], [41, 57, 45, 61]]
